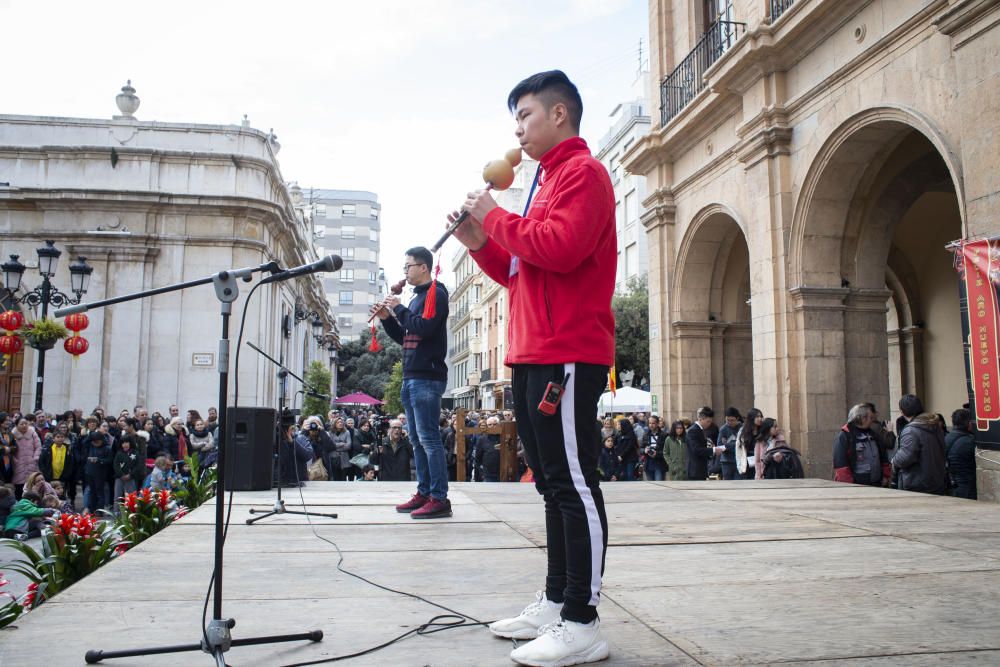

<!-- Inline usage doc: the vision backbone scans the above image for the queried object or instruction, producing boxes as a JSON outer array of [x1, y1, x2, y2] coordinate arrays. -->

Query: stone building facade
[[626, 0, 1000, 497], [0, 85, 335, 415]]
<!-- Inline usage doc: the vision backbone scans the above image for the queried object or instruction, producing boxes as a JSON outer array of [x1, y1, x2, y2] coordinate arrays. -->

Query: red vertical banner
[[960, 239, 1000, 431]]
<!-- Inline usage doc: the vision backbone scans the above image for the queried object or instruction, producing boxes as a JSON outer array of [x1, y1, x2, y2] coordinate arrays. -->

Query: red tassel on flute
[[423, 261, 441, 319], [368, 321, 382, 352]]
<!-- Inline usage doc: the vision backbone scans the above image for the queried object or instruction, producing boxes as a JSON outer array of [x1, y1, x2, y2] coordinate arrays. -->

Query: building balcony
[[767, 0, 795, 24], [660, 17, 746, 126]]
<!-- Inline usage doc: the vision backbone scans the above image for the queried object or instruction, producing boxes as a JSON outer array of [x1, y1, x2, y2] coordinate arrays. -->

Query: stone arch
[[789, 105, 965, 290], [787, 107, 965, 474], [671, 204, 753, 417]]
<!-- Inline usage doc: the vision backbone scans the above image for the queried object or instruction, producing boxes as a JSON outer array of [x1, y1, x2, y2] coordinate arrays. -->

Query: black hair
[[618, 419, 634, 436], [507, 70, 583, 133], [725, 407, 741, 419], [756, 418, 776, 442], [405, 246, 434, 271], [898, 394, 924, 418], [952, 408, 972, 430], [671, 420, 686, 436], [697, 406, 714, 419]]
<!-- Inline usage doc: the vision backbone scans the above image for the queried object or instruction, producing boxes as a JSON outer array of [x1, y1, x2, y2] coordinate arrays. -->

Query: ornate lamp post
[[2, 241, 93, 410]]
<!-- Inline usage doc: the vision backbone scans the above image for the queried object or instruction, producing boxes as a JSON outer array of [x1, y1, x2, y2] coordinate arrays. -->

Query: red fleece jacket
[[470, 137, 616, 366]]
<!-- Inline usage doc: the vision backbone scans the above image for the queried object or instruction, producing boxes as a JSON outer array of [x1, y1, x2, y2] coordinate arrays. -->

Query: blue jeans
[[645, 458, 666, 481], [400, 378, 448, 500]]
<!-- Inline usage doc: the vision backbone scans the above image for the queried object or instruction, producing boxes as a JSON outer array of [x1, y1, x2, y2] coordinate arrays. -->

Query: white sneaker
[[509, 618, 610, 667], [489, 591, 562, 640]]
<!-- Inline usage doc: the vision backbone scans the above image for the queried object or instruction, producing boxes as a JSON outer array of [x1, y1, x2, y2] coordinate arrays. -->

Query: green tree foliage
[[612, 276, 650, 388], [383, 361, 403, 416], [302, 360, 333, 418], [337, 330, 402, 400]]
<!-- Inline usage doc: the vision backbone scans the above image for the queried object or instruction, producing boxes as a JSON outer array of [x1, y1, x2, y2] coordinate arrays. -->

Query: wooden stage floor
[[2, 479, 999, 666]]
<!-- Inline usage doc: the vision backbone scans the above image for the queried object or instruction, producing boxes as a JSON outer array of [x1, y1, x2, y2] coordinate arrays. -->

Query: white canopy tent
[[597, 386, 651, 415]]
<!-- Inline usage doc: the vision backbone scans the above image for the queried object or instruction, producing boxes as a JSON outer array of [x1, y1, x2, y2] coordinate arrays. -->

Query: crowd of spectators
[[0, 391, 980, 539]]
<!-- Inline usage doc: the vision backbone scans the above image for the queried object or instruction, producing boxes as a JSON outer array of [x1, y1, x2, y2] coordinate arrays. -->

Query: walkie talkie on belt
[[538, 373, 571, 416]]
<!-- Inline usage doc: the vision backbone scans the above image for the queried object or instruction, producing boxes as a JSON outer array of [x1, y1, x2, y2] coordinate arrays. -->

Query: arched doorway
[[672, 208, 753, 418], [791, 109, 964, 473]]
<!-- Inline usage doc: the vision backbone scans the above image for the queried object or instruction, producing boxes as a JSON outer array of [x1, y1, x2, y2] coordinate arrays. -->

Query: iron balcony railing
[[660, 18, 746, 126], [768, 0, 794, 23]]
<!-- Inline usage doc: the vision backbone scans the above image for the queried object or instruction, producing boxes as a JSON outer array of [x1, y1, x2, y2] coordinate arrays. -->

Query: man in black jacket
[[374, 420, 414, 482], [685, 407, 724, 481], [945, 408, 976, 499], [891, 394, 949, 495], [373, 246, 451, 519]]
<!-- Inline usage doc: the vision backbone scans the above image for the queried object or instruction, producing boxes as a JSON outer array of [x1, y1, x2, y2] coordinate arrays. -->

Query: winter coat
[[4, 498, 50, 533], [685, 423, 712, 481], [663, 435, 688, 481], [39, 441, 76, 484], [83, 441, 113, 482], [762, 444, 805, 479], [113, 448, 143, 480], [891, 413, 949, 495], [11, 427, 42, 485], [474, 434, 501, 481], [375, 437, 413, 482], [162, 423, 188, 461], [188, 429, 216, 456], [833, 423, 892, 486], [945, 428, 977, 500], [718, 423, 741, 464], [614, 430, 639, 463], [329, 429, 353, 469], [642, 428, 666, 462]]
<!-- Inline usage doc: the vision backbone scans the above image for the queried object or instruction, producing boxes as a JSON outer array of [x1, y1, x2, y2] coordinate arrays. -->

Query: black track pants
[[512, 362, 609, 623]]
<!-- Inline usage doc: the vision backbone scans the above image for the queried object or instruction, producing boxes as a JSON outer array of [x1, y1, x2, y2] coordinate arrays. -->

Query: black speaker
[[224, 407, 276, 491]]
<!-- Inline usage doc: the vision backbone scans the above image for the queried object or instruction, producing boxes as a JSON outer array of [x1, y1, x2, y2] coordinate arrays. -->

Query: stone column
[[844, 288, 893, 417], [788, 287, 850, 476], [641, 187, 676, 417], [672, 321, 716, 419]]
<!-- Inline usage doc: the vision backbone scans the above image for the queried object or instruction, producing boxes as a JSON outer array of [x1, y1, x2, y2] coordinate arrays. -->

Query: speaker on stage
[[224, 406, 276, 491]]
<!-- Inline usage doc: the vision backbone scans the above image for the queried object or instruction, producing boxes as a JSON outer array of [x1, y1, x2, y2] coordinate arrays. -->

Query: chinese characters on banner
[[954, 238, 1000, 449]]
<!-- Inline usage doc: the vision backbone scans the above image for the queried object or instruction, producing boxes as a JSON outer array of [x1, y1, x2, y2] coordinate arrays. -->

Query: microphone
[[259, 255, 342, 285]]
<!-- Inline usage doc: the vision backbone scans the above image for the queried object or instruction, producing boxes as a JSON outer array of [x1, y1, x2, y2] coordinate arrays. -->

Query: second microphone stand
[[246, 341, 339, 525]]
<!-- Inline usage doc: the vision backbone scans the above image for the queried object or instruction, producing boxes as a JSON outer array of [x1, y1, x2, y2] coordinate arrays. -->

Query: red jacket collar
[[539, 136, 591, 175]]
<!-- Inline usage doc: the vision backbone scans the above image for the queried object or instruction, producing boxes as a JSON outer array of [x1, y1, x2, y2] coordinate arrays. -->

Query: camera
[[368, 414, 391, 435]]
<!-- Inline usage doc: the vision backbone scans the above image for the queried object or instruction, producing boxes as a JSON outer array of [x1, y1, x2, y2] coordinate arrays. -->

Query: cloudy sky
[[3, 0, 648, 281]]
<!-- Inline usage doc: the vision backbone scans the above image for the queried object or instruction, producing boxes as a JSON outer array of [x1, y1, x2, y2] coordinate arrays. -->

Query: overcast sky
[[3, 0, 648, 282]]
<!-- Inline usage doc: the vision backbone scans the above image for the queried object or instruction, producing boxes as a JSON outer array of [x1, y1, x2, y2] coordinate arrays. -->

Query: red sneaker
[[395, 493, 429, 513], [411, 497, 452, 520]]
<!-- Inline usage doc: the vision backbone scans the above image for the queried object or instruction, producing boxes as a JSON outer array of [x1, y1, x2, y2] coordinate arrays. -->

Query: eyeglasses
[[402, 263, 424, 272]]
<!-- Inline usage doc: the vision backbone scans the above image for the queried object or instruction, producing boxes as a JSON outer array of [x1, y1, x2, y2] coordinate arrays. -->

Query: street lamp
[[2, 241, 93, 411], [310, 316, 324, 342]]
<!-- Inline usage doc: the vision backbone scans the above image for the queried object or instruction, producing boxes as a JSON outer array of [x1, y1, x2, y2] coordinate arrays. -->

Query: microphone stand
[[56, 264, 323, 665], [245, 341, 338, 524]]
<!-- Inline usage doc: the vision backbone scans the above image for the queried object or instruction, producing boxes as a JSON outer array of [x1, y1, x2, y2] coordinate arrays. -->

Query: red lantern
[[64, 335, 89, 357], [0, 334, 23, 356], [0, 310, 24, 332], [64, 313, 89, 333]]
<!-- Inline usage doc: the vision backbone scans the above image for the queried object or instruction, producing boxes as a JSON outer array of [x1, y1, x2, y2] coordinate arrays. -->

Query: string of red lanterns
[[63, 312, 89, 359], [0, 310, 24, 365]]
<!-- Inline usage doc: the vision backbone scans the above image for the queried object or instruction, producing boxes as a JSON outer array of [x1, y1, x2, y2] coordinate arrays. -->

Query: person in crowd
[[600, 417, 618, 442], [891, 394, 949, 495], [664, 420, 689, 481], [762, 436, 804, 478], [0, 413, 16, 485], [23, 470, 55, 499], [441, 416, 458, 482], [864, 403, 896, 455], [113, 435, 144, 510], [361, 465, 377, 481], [50, 480, 75, 514], [279, 421, 313, 487], [328, 417, 353, 482], [11, 417, 42, 499], [736, 408, 763, 480], [147, 456, 175, 491], [188, 418, 216, 467], [630, 413, 647, 448], [163, 417, 189, 462], [0, 485, 15, 529], [753, 418, 779, 480], [141, 417, 163, 461], [344, 417, 363, 481], [205, 407, 219, 435], [83, 430, 113, 512], [474, 415, 502, 482], [686, 407, 723, 481], [614, 417, 639, 481], [374, 420, 413, 482], [357, 419, 377, 462], [3, 490, 53, 539], [641, 415, 667, 481], [833, 404, 891, 487], [718, 408, 742, 480], [598, 435, 619, 481], [945, 408, 977, 500], [372, 245, 451, 520], [167, 404, 180, 420]]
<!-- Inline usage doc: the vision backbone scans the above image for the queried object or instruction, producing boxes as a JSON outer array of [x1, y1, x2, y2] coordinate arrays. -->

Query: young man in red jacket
[[451, 70, 615, 666]]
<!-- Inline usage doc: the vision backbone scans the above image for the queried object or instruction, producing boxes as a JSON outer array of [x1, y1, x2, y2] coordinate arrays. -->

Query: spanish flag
[[608, 365, 617, 396]]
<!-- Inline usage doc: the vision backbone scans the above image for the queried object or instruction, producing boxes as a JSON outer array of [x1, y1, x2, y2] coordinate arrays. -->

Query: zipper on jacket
[[543, 274, 554, 334]]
